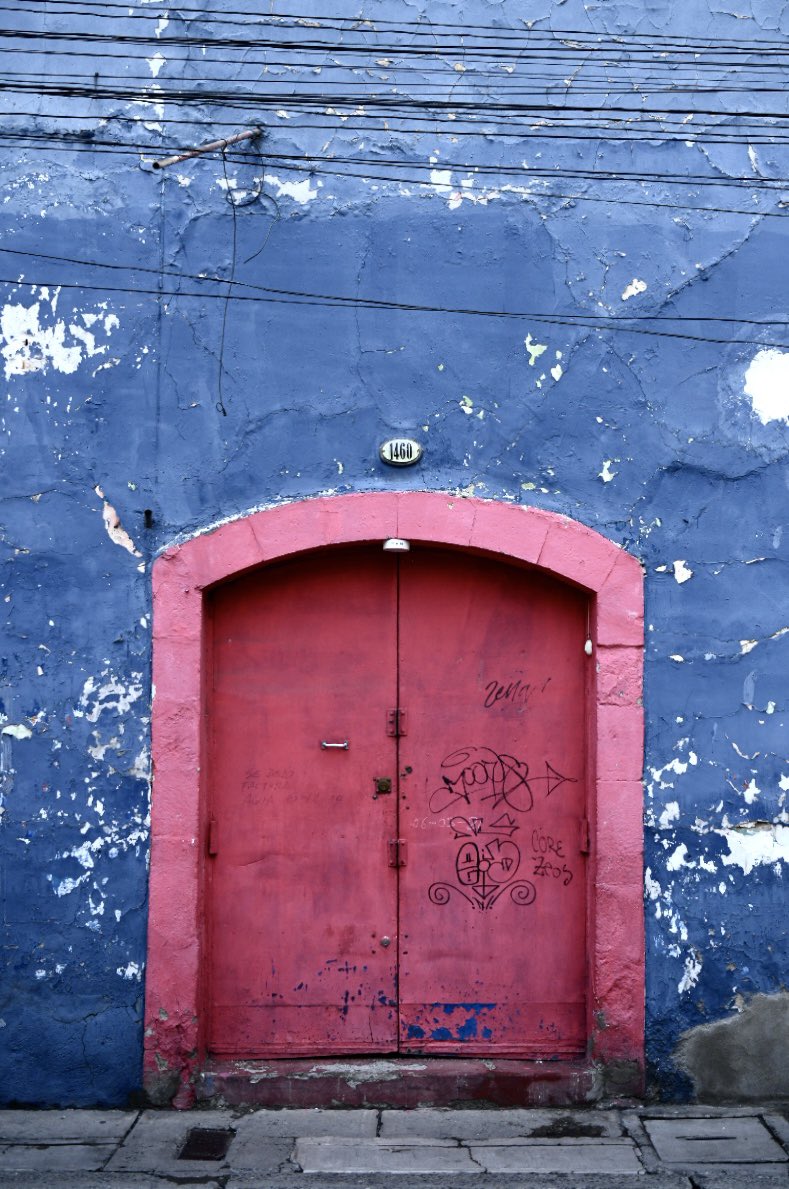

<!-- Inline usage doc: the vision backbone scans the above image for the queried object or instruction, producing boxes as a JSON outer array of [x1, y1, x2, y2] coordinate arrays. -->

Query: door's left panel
[[206, 547, 399, 1057]]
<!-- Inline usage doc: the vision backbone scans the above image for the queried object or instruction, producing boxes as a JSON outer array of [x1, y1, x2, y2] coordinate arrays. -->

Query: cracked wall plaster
[[2, 0, 789, 1105]]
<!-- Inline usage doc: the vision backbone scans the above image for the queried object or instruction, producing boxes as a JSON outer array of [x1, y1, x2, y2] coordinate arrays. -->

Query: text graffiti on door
[[427, 746, 576, 911]]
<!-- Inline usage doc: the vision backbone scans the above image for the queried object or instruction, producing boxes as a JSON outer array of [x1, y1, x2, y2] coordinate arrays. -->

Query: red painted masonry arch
[[144, 493, 645, 1104]]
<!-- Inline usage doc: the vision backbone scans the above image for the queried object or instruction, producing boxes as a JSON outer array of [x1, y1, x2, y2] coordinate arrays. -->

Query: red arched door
[[207, 545, 588, 1057]]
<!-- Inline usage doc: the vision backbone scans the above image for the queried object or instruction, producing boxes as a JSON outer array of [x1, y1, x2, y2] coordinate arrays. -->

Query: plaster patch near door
[[743, 349, 789, 424], [95, 486, 142, 556]]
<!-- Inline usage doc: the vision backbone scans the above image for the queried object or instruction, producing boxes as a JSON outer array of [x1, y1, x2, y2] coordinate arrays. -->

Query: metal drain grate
[[178, 1127, 235, 1161]]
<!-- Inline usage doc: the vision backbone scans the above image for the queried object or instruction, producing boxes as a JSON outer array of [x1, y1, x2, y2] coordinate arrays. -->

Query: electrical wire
[[6, 23, 789, 75], [2, 247, 788, 350], [4, 128, 787, 193], [13, 0, 789, 57], [7, 106, 789, 149]]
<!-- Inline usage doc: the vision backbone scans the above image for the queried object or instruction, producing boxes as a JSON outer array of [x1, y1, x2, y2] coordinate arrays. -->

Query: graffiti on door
[[427, 747, 576, 911]]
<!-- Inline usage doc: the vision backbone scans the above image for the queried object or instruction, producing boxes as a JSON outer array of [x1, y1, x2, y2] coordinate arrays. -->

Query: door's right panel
[[397, 549, 588, 1056]]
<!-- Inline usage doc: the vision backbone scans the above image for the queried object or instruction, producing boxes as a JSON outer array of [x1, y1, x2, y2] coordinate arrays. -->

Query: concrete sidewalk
[[1, 1104, 789, 1188]]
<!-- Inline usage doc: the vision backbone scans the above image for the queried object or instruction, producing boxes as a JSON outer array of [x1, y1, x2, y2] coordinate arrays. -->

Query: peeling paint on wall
[[1, 290, 119, 379], [716, 822, 789, 875], [743, 350, 789, 424]]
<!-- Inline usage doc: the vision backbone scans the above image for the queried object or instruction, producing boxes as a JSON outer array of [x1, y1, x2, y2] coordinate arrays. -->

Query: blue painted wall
[[1, 0, 788, 1104]]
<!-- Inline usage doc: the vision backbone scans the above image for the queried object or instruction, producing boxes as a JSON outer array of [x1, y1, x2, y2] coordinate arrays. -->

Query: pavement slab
[[467, 1138, 643, 1174], [229, 1178, 693, 1189], [690, 1173, 789, 1188], [0, 1177, 696, 1189], [380, 1107, 624, 1139], [0, 1110, 136, 1144], [294, 1136, 478, 1174], [642, 1115, 788, 1165], [104, 1109, 237, 1174], [233, 1107, 378, 1138], [0, 1142, 117, 1171], [1, 1178, 224, 1189], [764, 1113, 789, 1147]]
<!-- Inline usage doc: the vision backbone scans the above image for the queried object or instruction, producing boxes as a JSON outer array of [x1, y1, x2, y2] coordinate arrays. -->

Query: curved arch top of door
[[145, 493, 645, 1104]]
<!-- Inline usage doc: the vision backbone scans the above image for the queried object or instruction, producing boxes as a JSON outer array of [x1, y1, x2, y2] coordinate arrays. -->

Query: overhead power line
[[5, 24, 789, 73], [6, 77, 789, 128], [14, 0, 789, 55], [7, 107, 789, 149], [2, 247, 789, 349], [4, 128, 787, 193]]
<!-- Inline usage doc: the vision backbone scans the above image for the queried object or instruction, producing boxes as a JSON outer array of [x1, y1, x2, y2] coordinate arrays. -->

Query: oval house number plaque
[[380, 438, 423, 467]]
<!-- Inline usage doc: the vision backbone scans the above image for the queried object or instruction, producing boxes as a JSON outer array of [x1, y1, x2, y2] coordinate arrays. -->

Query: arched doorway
[[145, 494, 644, 1103]]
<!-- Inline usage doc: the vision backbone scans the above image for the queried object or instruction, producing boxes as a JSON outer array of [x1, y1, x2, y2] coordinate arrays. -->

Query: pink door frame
[[144, 493, 645, 1105]]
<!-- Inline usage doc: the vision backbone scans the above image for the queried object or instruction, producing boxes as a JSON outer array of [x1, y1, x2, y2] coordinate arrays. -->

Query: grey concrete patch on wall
[[674, 993, 789, 1101]]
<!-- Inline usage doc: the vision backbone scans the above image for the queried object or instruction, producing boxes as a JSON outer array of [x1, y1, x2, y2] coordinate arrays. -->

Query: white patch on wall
[[678, 952, 703, 995], [1, 723, 32, 740], [667, 843, 691, 871], [116, 962, 142, 981], [429, 168, 453, 194], [1, 292, 119, 379], [621, 278, 648, 301], [78, 670, 144, 724], [673, 559, 693, 584], [262, 173, 317, 205], [645, 867, 662, 899], [524, 334, 548, 367], [659, 801, 680, 830], [717, 823, 789, 875], [743, 349, 789, 424], [147, 52, 166, 77], [742, 778, 760, 805], [599, 460, 616, 483]]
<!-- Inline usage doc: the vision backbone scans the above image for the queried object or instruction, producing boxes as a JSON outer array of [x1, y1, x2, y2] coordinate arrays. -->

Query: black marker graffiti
[[429, 748, 575, 816], [532, 855, 573, 886], [429, 878, 536, 911], [428, 747, 534, 815], [427, 746, 576, 912], [484, 678, 530, 710], [483, 676, 552, 710]]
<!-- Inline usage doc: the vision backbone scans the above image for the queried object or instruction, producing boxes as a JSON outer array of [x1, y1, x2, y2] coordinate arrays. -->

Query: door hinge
[[388, 838, 408, 867], [386, 707, 408, 737], [580, 817, 591, 855], [208, 818, 218, 856]]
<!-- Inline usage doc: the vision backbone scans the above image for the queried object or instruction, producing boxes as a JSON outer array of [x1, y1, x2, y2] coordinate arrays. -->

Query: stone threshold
[[196, 1056, 603, 1108]]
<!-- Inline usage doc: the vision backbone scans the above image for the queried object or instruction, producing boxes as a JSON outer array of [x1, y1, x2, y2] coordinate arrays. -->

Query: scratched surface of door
[[397, 551, 588, 1056], [207, 549, 399, 1056]]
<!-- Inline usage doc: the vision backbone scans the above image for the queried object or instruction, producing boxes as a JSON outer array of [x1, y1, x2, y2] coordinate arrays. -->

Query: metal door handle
[[321, 740, 349, 750]]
